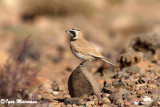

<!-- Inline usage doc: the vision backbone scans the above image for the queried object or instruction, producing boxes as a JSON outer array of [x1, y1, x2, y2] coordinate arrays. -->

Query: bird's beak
[[65, 30, 70, 33]]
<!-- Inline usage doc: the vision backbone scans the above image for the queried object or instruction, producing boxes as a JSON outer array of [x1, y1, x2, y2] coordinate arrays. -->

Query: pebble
[[102, 87, 113, 94], [136, 90, 145, 97], [102, 97, 111, 104], [52, 91, 59, 95], [124, 101, 131, 106], [86, 101, 95, 106], [109, 91, 122, 104], [152, 100, 160, 106], [64, 98, 80, 105], [125, 65, 140, 74], [133, 101, 139, 105], [140, 96, 152, 105], [47, 89, 53, 93]]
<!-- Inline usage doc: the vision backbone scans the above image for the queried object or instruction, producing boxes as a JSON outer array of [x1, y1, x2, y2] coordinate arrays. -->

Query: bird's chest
[[70, 41, 84, 60]]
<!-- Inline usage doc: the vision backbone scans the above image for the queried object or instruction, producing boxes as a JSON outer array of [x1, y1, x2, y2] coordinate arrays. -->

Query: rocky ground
[[0, 0, 160, 107]]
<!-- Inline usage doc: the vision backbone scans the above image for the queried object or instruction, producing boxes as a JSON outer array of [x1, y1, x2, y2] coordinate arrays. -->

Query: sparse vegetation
[[0, 37, 38, 106]]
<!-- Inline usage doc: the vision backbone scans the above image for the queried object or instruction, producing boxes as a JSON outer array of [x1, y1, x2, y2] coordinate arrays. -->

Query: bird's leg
[[80, 60, 88, 66], [80, 61, 85, 66]]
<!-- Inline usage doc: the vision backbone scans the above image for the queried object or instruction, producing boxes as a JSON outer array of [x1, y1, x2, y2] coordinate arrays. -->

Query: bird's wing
[[71, 38, 102, 57]]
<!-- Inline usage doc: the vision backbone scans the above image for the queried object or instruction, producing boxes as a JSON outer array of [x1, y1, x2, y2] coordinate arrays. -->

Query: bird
[[66, 28, 116, 67]]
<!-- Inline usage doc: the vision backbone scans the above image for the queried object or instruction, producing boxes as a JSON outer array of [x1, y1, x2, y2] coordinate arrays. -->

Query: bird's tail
[[100, 57, 116, 67]]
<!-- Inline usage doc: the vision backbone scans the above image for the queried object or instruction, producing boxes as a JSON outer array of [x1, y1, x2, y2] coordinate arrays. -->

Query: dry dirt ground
[[0, 0, 160, 107]]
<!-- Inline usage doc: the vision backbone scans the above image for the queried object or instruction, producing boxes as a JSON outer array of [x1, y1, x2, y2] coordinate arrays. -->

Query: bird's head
[[66, 28, 81, 39]]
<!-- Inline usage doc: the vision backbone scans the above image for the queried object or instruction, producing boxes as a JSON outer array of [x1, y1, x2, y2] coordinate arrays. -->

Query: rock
[[125, 65, 140, 74], [101, 97, 111, 104], [101, 93, 110, 97], [104, 80, 112, 87], [157, 76, 160, 81], [117, 51, 143, 68], [131, 33, 160, 61], [138, 76, 149, 84], [46, 89, 53, 93], [121, 90, 131, 100], [148, 89, 160, 99], [108, 88, 131, 105], [52, 80, 60, 91], [41, 79, 53, 90], [112, 80, 128, 88], [52, 91, 59, 95], [152, 99, 160, 106], [68, 65, 101, 98], [102, 87, 113, 94], [133, 101, 139, 105], [136, 90, 145, 98], [132, 33, 160, 50], [108, 91, 122, 104], [124, 101, 131, 106], [86, 101, 95, 106], [64, 98, 80, 105], [140, 96, 152, 105]]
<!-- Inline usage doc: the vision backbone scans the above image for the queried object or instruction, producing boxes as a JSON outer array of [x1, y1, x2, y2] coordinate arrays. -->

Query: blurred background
[[0, 0, 160, 102]]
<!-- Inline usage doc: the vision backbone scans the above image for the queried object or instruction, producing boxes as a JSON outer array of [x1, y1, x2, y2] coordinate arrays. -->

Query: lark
[[66, 28, 115, 67]]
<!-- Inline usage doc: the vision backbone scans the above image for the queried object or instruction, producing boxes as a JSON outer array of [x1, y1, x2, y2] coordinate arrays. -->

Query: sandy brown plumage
[[71, 38, 102, 57], [66, 28, 116, 67]]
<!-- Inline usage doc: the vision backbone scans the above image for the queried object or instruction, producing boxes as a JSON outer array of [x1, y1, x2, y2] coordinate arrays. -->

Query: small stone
[[68, 65, 101, 98], [152, 100, 160, 106], [116, 99, 124, 106], [148, 89, 160, 99], [102, 87, 113, 94], [37, 95, 42, 99], [140, 96, 152, 105], [122, 91, 131, 100], [86, 101, 95, 106], [133, 101, 139, 105], [138, 77, 148, 84], [157, 76, 160, 81], [52, 80, 59, 91], [124, 101, 131, 106], [136, 90, 145, 97], [147, 84, 157, 88], [101, 93, 110, 98], [52, 91, 59, 95], [129, 97, 138, 104], [104, 80, 112, 87], [41, 80, 53, 90], [64, 98, 80, 105], [125, 65, 140, 74], [109, 91, 122, 103], [46, 89, 53, 93], [102, 97, 111, 104]]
